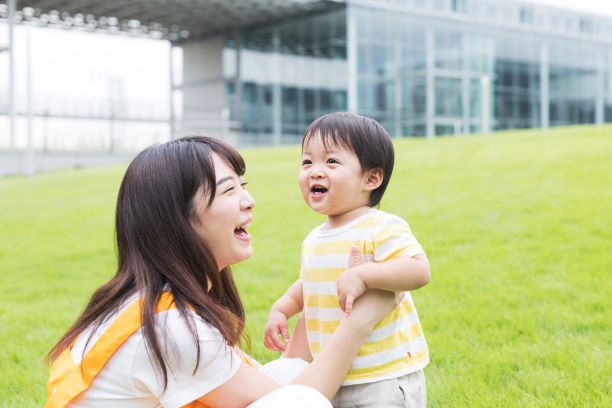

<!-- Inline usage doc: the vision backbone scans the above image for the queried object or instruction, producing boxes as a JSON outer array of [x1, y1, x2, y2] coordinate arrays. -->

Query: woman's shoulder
[[134, 308, 241, 407], [156, 307, 230, 350]]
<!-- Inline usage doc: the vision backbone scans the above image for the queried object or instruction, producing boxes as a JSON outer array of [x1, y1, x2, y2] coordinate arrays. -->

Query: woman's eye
[[327, 158, 339, 164], [240, 182, 248, 189], [302, 159, 312, 166], [223, 186, 235, 194]]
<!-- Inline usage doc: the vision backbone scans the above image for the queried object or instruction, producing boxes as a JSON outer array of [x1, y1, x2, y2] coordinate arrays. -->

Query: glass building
[[182, 0, 612, 144]]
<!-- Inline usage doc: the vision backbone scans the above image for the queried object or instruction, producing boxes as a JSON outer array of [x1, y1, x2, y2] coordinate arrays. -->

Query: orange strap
[[45, 293, 211, 408]]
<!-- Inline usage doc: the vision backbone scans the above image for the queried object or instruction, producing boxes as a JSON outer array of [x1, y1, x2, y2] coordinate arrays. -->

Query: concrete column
[[426, 27, 435, 138], [347, 8, 358, 114], [595, 51, 604, 126], [272, 28, 282, 145], [480, 75, 491, 134], [486, 38, 495, 131], [169, 41, 175, 139], [461, 32, 469, 135], [234, 32, 242, 123], [540, 42, 549, 129], [8, 0, 16, 148], [181, 36, 226, 138], [393, 22, 402, 137], [25, 28, 33, 177]]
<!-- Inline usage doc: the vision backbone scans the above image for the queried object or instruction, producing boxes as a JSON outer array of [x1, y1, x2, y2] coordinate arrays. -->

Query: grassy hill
[[1, 125, 610, 406]]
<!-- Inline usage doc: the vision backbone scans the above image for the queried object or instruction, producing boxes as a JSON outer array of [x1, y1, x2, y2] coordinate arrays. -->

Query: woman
[[46, 136, 395, 407]]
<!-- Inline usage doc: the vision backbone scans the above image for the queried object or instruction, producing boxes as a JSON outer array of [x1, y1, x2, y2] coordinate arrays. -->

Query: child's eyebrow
[[302, 147, 342, 155]]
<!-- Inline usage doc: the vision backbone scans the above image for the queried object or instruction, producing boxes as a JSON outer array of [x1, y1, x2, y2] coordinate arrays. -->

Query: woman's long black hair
[[48, 136, 247, 388]]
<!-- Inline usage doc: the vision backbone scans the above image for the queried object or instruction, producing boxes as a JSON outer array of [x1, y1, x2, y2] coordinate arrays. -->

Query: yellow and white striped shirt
[[301, 209, 429, 385]]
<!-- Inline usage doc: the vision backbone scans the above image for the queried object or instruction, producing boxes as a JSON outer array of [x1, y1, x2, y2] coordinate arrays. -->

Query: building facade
[[179, 0, 612, 144]]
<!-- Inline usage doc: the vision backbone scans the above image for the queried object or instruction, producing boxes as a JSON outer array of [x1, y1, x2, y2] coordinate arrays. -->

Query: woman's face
[[191, 153, 255, 271]]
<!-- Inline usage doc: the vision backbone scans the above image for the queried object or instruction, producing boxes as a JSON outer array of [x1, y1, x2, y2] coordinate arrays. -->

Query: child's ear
[[363, 168, 384, 191]]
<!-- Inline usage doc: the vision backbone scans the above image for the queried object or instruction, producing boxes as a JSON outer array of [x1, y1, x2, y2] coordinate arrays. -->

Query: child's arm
[[263, 280, 304, 352], [282, 312, 313, 362], [338, 248, 431, 315]]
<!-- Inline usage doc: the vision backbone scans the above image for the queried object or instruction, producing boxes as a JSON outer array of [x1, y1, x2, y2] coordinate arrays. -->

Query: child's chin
[[307, 204, 330, 215], [310, 207, 332, 217], [306, 201, 327, 215]]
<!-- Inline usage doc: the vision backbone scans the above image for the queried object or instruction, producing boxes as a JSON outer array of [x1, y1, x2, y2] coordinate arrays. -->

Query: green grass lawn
[[1, 125, 610, 407]]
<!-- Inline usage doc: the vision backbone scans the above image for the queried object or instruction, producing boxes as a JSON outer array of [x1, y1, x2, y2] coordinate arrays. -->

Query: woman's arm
[[291, 288, 395, 398], [198, 289, 395, 407]]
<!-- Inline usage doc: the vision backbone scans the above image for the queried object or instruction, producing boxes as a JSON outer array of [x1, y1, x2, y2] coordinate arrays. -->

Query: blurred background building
[[210, 0, 612, 143], [1, 0, 611, 174]]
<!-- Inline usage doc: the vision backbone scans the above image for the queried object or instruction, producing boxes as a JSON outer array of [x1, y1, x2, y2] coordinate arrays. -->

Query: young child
[[264, 112, 431, 407]]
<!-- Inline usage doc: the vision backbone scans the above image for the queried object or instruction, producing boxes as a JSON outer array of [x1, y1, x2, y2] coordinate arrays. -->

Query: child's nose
[[310, 165, 325, 178]]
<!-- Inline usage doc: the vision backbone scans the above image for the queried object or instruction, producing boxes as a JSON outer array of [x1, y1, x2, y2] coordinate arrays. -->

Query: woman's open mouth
[[234, 222, 251, 241]]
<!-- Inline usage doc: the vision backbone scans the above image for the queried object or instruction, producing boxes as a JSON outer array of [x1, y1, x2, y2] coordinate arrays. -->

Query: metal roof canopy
[[0, 0, 339, 41], [0, 0, 342, 172]]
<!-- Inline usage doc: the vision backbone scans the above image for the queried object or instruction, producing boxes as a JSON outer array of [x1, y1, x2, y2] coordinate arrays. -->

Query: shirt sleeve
[[372, 215, 425, 262], [131, 309, 241, 408]]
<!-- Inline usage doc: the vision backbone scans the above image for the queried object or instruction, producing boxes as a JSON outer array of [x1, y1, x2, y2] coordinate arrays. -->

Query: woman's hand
[[344, 289, 396, 336], [339, 247, 396, 335], [337, 247, 368, 316], [337, 246, 394, 332]]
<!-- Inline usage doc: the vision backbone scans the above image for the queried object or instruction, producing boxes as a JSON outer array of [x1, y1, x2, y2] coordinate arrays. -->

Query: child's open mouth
[[310, 185, 328, 196]]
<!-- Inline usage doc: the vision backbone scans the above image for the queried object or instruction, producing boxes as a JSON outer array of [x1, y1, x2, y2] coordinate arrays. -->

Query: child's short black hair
[[302, 112, 394, 207]]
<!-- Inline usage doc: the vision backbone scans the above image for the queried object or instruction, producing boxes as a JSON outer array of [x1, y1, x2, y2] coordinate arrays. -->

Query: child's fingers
[[280, 325, 290, 342], [337, 290, 346, 311], [264, 327, 282, 352], [270, 327, 287, 351], [344, 295, 354, 317], [264, 328, 274, 345], [265, 333, 283, 352], [264, 331, 274, 349], [264, 334, 274, 351], [271, 336, 286, 352], [348, 246, 362, 268]]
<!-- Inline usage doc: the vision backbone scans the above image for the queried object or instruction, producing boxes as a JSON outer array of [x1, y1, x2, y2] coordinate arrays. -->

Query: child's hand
[[337, 246, 368, 317], [263, 310, 290, 352]]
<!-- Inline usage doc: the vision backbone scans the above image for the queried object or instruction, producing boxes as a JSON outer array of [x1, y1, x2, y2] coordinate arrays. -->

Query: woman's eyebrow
[[216, 176, 233, 187]]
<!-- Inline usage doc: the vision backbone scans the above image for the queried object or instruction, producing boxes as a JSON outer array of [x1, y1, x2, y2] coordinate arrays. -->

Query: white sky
[[0, 25, 173, 149], [0, 26, 171, 116]]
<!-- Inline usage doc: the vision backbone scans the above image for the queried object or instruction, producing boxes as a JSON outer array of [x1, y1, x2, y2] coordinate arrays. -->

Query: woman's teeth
[[234, 227, 250, 239]]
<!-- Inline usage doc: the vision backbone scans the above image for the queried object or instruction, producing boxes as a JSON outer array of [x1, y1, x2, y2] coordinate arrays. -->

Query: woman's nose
[[241, 190, 256, 210]]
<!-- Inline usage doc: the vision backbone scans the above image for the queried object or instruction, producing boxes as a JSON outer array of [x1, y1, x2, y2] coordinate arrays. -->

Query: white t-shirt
[[69, 295, 241, 408]]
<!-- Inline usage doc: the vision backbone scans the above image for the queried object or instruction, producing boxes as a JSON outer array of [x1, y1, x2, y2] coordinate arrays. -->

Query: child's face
[[299, 135, 371, 218]]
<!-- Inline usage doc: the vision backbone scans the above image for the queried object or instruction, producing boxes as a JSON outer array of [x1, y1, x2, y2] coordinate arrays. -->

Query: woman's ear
[[363, 168, 384, 191]]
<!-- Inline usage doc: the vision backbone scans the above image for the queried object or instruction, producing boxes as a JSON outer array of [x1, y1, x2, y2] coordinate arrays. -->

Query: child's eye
[[223, 186, 235, 194], [326, 158, 339, 164], [302, 159, 312, 166], [240, 182, 248, 189]]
